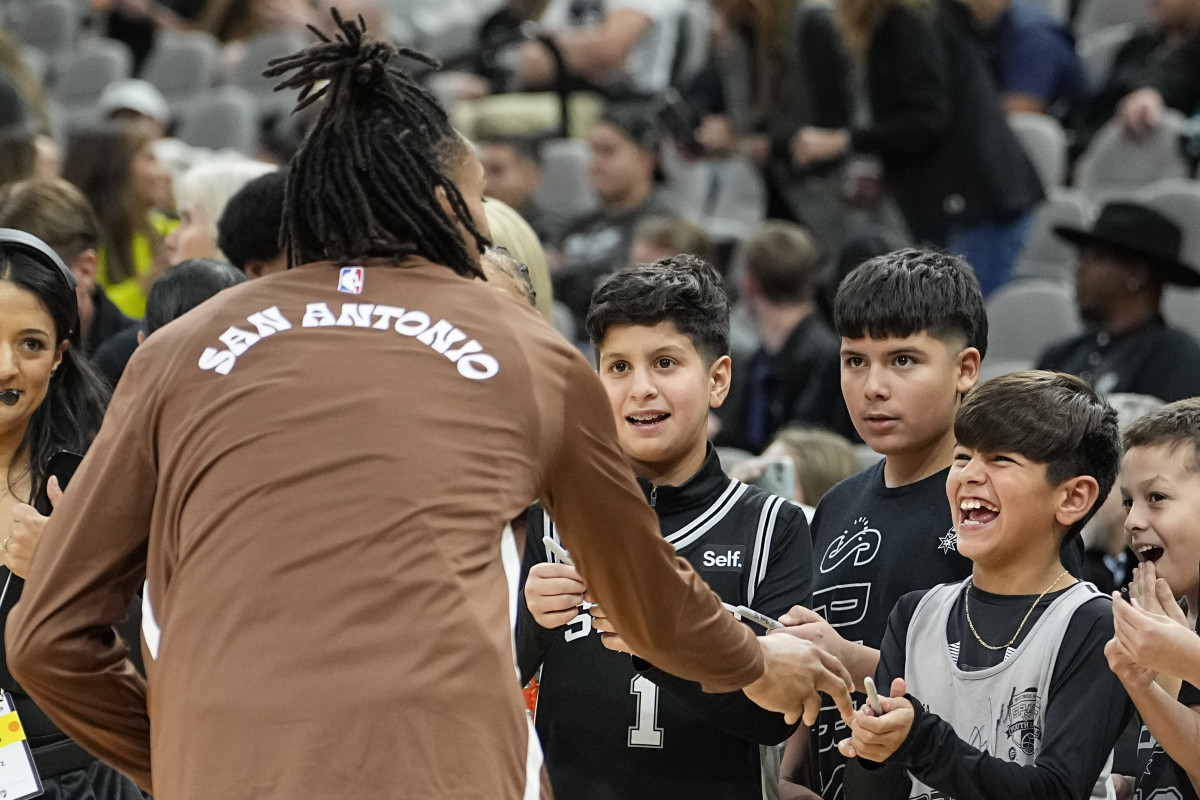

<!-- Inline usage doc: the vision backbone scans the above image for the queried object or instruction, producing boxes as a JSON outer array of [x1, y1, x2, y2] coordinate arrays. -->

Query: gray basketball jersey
[[904, 580, 1114, 800]]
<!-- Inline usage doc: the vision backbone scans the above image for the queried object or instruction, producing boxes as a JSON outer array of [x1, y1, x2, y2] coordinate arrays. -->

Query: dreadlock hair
[[265, 9, 488, 278]]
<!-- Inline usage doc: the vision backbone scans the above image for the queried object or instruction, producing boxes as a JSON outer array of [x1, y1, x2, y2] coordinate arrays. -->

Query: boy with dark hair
[[215, 171, 287, 279], [1107, 398, 1200, 800], [840, 371, 1131, 800], [517, 254, 816, 800], [780, 248, 984, 799]]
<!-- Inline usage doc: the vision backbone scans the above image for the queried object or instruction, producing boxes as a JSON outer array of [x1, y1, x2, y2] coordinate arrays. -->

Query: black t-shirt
[[1134, 615, 1200, 800], [843, 583, 1132, 800], [808, 461, 972, 799]]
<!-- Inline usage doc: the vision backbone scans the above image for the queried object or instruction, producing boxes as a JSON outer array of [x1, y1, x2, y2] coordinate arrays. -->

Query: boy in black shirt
[[778, 249, 982, 799], [1107, 399, 1200, 800], [840, 371, 1131, 800], [516, 256, 815, 799]]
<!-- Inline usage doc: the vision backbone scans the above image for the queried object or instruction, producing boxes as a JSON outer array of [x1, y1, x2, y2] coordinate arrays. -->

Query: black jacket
[[851, 0, 1044, 244]]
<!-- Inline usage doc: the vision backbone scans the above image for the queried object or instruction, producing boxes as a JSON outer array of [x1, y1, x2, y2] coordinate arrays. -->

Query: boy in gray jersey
[[839, 371, 1132, 800]]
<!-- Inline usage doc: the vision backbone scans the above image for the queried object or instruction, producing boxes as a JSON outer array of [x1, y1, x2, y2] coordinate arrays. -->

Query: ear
[[708, 354, 733, 408], [244, 259, 266, 279], [1055, 474, 1100, 529], [434, 185, 456, 221], [51, 340, 68, 374], [71, 249, 98, 288], [955, 347, 981, 394], [136, 329, 146, 346]]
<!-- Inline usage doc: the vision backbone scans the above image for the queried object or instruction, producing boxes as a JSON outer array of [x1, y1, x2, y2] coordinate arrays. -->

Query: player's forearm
[[1127, 681, 1200, 778]]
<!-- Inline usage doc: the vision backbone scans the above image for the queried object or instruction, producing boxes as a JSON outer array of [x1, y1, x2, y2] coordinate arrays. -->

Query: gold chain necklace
[[965, 570, 1069, 651]]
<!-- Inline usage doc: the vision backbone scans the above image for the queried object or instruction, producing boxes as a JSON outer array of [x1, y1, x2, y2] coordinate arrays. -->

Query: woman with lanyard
[[0, 229, 142, 799]]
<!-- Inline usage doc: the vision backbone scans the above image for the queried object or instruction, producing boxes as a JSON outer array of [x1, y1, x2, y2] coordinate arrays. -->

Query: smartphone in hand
[[33, 451, 83, 516]]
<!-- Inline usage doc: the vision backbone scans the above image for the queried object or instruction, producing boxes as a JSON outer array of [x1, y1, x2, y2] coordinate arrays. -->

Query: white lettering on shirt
[[198, 302, 500, 380]]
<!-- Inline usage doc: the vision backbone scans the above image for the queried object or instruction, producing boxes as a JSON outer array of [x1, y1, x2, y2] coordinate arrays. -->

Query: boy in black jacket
[[516, 255, 813, 799]]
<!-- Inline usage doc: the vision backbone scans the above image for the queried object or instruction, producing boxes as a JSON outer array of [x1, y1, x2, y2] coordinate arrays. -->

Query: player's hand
[[743, 633, 854, 726], [837, 677, 913, 763], [587, 601, 636, 656], [1104, 635, 1156, 692], [524, 563, 586, 629], [1117, 88, 1165, 138], [6, 475, 60, 579], [1112, 588, 1200, 683]]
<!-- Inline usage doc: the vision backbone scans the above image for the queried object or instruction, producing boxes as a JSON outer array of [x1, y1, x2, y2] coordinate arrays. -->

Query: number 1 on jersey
[[628, 675, 664, 748]]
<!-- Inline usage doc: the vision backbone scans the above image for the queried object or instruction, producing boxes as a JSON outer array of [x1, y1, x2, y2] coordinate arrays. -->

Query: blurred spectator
[[685, 0, 854, 245], [730, 424, 862, 517], [166, 158, 276, 265], [793, 0, 1044, 296], [478, 135, 553, 241], [713, 221, 849, 452], [1036, 201, 1200, 402], [216, 170, 287, 278], [484, 197, 557, 325], [0, 26, 50, 135], [516, 0, 684, 97], [629, 214, 714, 265], [63, 125, 176, 319], [1077, 0, 1200, 150], [0, 136, 36, 188], [0, 178, 139, 357], [93, 256, 247, 387], [957, 0, 1087, 116], [98, 80, 171, 141], [551, 107, 669, 333]]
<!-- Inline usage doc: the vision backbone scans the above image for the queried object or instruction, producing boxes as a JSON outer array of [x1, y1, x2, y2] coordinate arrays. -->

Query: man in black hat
[[1035, 200, 1200, 402]]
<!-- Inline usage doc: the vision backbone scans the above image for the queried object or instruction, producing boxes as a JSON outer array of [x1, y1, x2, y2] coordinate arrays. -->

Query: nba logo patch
[[338, 266, 364, 294]]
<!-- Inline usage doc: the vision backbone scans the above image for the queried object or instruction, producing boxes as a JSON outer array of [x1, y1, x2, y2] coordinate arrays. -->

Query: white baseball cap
[[98, 79, 170, 126]]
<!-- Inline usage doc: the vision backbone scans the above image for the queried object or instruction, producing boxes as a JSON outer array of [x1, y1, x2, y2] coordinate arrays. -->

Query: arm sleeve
[[5, 351, 160, 792], [843, 592, 921, 800], [515, 510, 559, 685], [849, 9, 951, 157], [630, 505, 813, 744], [887, 600, 1132, 800], [538, 357, 763, 693]]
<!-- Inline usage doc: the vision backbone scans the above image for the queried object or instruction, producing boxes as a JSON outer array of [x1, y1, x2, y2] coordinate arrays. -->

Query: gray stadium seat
[[16, 0, 77, 57], [1074, 0, 1150, 40], [1008, 112, 1067, 188], [1076, 23, 1135, 89], [985, 279, 1081, 363], [232, 29, 311, 115], [52, 38, 134, 122], [1134, 178, 1200, 269], [664, 156, 766, 242], [1074, 111, 1191, 203], [1013, 188, 1092, 281], [532, 138, 600, 224], [176, 86, 259, 155], [1164, 287, 1200, 342], [141, 31, 220, 118], [978, 358, 1035, 383]]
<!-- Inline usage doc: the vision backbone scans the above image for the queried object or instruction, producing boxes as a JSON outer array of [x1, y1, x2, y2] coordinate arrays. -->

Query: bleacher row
[[4, 0, 1199, 380]]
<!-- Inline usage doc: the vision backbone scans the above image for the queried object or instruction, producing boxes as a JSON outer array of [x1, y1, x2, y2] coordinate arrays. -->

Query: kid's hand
[[1104, 635, 1157, 692], [525, 563, 587, 629], [1129, 562, 1186, 625], [778, 605, 847, 663], [836, 677, 913, 763], [587, 601, 636, 656], [1111, 589, 1200, 683]]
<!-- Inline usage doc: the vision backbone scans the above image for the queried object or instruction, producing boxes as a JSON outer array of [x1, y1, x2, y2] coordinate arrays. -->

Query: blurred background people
[[165, 158, 276, 265]]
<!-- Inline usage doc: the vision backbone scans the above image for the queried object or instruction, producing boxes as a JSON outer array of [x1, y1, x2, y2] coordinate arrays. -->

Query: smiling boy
[[840, 371, 1131, 800], [779, 248, 980, 799], [1106, 398, 1200, 800], [515, 255, 818, 800]]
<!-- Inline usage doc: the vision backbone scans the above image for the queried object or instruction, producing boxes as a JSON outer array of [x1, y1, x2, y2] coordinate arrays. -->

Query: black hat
[[1054, 201, 1200, 287]]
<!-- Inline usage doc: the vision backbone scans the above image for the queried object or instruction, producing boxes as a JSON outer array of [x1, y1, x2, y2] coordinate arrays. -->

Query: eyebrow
[[17, 328, 51, 337]]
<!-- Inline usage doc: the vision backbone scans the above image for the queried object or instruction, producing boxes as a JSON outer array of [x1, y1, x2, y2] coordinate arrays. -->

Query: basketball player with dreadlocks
[[7, 11, 853, 800]]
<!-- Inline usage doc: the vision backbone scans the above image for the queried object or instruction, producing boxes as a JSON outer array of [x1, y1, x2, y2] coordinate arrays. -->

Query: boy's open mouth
[[1135, 544, 1164, 563], [628, 413, 669, 427], [959, 498, 999, 526]]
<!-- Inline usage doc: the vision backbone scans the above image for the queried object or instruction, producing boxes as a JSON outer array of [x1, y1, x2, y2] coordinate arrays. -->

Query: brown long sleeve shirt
[[7, 258, 762, 799]]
